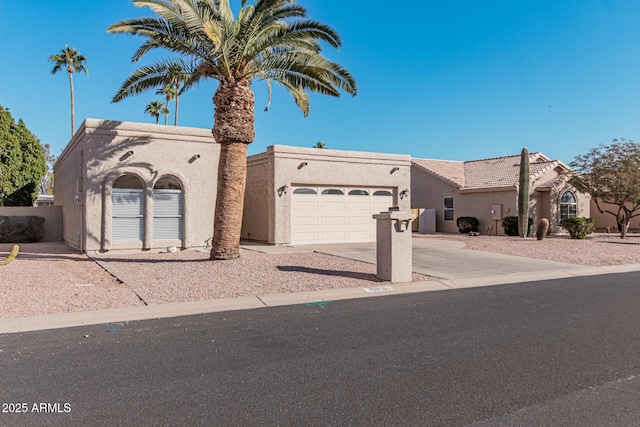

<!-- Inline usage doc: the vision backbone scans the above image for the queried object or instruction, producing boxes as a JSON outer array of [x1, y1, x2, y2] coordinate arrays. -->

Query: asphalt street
[[2, 272, 640, 426]]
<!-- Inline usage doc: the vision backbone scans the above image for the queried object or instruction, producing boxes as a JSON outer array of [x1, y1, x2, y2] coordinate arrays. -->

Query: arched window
[[153, 176, 183, 241], [321, 188, 344, 195], [348, 189, 369, 196], [112, 174, 144, 242], [373, 190, 393, 197], [560, 190, 577, 219], [293, 188, 317, 195]]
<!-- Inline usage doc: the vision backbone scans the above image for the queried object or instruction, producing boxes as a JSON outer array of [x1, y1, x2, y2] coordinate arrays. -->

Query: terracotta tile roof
[[413, 152, 568, 190], [412, 158, 465, 188]]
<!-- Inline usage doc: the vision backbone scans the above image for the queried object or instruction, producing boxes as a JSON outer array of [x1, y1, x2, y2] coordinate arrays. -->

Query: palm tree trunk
[[164, 96, 169, 125], [211, 142, 248, 259], [210, 77, 255, 260], [68, 72, 75, 137], [174, 93, 179, 126]]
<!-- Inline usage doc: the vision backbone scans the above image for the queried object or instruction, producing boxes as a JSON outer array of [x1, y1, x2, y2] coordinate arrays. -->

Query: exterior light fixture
[[277, 184, 289, 197], [399, 189, 409, 200]]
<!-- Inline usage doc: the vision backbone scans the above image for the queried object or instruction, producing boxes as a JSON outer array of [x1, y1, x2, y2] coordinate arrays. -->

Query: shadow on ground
[[277, 265, 383, 282]]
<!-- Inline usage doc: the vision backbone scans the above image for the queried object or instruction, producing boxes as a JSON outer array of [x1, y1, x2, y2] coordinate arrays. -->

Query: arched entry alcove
[[112, 174, 145, 242], [153, 176, 184, 241]]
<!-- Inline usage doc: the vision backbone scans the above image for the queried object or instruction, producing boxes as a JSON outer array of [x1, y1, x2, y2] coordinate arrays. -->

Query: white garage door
[[291, 186, 394, 244]]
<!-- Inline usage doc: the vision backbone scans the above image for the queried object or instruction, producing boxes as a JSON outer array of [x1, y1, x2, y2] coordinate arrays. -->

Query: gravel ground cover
[[0, 242, 144, 319], [415, 233, 640, 266], [3, 233, 639, 320], [0, 242, 430, 319], [93, 249, 431, 304]]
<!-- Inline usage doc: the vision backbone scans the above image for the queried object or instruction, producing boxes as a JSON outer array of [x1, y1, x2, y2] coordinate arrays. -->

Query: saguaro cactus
[[518, 147, 530, 238]]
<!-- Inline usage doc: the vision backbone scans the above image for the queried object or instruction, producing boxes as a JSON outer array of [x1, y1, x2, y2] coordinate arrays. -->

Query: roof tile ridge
[[465, 153, 520, 163]]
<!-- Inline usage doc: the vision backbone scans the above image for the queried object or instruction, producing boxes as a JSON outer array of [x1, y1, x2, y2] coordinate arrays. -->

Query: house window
[[153, 176, 183, 241], [293, 188, 317, 195], [443, 197, 454, 221], [373, 190, 393, 196], [348, 189, 369, 196], [112, 174, 145, 242], [560, 190, 577, 219], [321, 188, 344, 195]]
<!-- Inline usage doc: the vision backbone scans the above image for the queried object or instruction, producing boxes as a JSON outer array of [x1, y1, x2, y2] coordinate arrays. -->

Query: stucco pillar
[[373, 211, 415, 283]]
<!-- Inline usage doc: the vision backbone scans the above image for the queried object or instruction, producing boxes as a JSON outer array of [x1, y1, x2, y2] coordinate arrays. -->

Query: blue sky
[[2, 0, 640, 164]]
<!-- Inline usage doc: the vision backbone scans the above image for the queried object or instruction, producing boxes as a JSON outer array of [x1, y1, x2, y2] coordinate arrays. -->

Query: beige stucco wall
[[55, 119, 219, 252], [411, 166, 461, 233], [243, 152, 270, 242], [589, 199, 640, 232], [456, 189, 518, 235], [0, 206, 63, 242], [244, 145, 412, 245]]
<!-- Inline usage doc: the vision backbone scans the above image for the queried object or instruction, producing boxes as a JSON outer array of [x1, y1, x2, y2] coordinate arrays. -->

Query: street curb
[[0, 280, 449, 335], [2, 259, 639, 335]]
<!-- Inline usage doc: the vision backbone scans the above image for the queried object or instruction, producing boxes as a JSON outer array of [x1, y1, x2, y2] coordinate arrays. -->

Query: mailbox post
[[372, 210, 415, 283]]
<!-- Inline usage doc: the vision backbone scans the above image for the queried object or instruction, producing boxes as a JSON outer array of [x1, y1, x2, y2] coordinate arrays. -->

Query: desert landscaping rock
[[0, 242, 431, 319], [417, 233, 640, 266], [2, 234, 639, 320]]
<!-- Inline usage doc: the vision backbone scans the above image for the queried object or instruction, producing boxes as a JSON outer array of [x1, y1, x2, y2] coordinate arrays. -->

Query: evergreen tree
[[0, 105, 47, 206]]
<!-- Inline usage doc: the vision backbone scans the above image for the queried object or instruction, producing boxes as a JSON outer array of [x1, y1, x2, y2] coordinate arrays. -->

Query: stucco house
[[411, 152, 590, 235], [54, 119, 411, 251]]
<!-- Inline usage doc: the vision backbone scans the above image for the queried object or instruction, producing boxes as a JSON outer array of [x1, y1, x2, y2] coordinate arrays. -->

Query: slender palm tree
[[109, 0, 357, 260], [145, 101, 167, 124], [156, 85, 177, 125], [112, 60, 197, 126], [49, 46, 89, 137]]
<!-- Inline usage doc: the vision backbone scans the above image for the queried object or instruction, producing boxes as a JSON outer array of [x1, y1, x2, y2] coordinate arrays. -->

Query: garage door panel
[[321, 216, 346, 225], [292, 231, 320, 242], [347, 202, 372, 210], [348, 216, 371, 225], [291, 186, 394, 244], [320, 202, 346, 210], [292, 201, 319, 210], [292, 217, 319, 226]]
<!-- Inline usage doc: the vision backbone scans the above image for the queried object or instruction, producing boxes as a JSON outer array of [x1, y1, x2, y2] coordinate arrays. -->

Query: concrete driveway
[[294, 238, 591, 285]]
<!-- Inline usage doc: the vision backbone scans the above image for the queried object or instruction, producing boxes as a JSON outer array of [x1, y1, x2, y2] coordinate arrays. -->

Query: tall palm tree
[[109, 0, 357, 260], [49, 46, 89, 137], [156, 84, 177, 125], [145, 101, 167, 124], [112, 60, 197, 126]]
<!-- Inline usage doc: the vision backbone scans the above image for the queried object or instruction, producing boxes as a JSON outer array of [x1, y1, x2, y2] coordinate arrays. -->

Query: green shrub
[[502, 216, 533, 236], [456, 216, 479, 233], [560, 217, 595, 239], [0, 216, 45, 243]]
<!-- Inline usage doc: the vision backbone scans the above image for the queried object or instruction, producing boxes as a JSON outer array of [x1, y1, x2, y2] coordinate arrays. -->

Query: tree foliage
[[0, 105, 47, 206], [570, 138, 640, 238], [39, 143, 57, 196], [49, 46, 89, 136]]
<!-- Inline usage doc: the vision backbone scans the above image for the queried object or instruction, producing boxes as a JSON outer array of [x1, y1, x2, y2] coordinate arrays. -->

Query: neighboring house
[[54, 119, 411, 251], [411, 152, 590, 235]]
